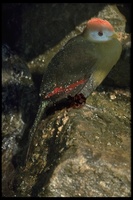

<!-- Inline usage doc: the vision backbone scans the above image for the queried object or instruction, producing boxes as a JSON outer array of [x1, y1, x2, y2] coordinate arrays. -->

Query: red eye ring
[[98, 31, 103, 36]]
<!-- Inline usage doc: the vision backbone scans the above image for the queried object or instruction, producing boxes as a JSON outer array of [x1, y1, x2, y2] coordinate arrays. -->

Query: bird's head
[[83, 18, 118, 42]]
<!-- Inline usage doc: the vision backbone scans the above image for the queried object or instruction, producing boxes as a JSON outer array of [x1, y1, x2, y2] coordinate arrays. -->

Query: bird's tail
[[26, 100, 49, 162]]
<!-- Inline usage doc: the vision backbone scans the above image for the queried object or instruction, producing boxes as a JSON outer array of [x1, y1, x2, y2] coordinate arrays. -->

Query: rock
[[2, 44, 38, 196], [15, 88, 131, 197]]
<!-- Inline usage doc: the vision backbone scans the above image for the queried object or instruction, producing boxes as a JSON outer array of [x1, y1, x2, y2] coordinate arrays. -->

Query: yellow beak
[[111, 32, 118, 39]]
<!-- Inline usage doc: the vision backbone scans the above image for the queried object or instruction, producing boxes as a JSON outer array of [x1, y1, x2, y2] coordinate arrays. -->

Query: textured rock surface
[[2, 44, 38, 196], [15, 88, 131, 197], [2, 3, 131, 197]]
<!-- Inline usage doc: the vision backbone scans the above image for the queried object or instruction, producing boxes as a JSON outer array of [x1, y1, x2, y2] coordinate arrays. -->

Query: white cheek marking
[[89, 30, 112, 42]]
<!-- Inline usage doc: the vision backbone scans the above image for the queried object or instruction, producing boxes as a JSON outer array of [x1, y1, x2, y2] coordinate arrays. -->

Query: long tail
[[26, 100, 49, 161]]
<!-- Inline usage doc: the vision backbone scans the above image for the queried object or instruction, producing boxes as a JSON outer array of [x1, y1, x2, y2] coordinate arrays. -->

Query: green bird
[[26, 18, 122, 160]]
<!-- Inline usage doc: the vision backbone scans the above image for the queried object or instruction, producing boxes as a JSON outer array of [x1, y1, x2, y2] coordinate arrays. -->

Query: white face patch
[[89, 29, 114, 42]]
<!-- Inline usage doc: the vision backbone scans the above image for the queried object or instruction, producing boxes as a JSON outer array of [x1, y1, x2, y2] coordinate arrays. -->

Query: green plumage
[[26, 19, 122, 160]]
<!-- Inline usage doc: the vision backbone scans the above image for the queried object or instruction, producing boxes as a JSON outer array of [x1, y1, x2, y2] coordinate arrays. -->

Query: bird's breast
[[90, 38, 122, 87]]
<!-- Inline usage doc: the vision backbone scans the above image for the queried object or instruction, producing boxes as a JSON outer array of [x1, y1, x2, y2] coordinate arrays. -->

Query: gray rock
[[16, 88, 131, 197], [2, 44, 38, 196]]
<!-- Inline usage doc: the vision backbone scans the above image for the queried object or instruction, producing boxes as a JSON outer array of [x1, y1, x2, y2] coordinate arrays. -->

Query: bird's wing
[[41, 35, 97, 101]]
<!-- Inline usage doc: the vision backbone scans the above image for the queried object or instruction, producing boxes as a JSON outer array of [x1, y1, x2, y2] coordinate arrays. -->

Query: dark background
[[2, 3, 131, 62]]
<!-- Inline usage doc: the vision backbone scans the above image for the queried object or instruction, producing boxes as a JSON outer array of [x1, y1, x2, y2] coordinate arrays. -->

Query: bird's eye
[[98, 31, 103, 36]]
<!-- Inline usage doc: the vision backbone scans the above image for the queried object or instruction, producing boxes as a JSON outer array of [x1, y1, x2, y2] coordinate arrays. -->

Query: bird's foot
[[68, 93, 86, 109]]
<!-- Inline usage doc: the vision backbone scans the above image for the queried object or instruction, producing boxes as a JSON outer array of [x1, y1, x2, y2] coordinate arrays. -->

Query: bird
[[26, 17, 122, 160]]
